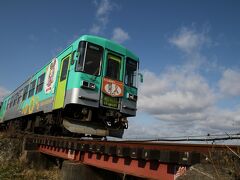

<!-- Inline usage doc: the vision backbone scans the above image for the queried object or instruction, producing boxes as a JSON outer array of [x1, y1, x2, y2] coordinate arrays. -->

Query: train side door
[[54, 54, 71, 109]]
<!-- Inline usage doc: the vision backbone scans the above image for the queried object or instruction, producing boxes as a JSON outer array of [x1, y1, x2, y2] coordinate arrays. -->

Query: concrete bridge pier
[[60, 161, 123, 180]]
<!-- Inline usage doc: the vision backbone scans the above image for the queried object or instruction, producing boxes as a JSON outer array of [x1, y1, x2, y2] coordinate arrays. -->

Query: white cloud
[[124, 26, 240, 140], [96, 0, 112, 17], [138, 67, 215, 121], [203, 107, 240, 132], [89, 1, 130, 42], [169, 26, 210, 54], [111, 27, 130, 43], [131, 64, 240, 138], [137, 26, 215, 122], [124, 106, 240, 140], [90, 0, 114, 34], [168, 26, 217, 75], [0, 86, 10, 101], [89, 24, 101, 35], [219, 69, 240, 97]]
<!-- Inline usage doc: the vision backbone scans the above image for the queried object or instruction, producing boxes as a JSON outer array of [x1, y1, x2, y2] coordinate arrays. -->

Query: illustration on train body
[[0, 35, 140, 138]]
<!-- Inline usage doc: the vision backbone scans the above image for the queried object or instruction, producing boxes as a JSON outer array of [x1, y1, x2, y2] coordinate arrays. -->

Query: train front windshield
[[76, 41, 103, 76], [106, 54, 121, 81]]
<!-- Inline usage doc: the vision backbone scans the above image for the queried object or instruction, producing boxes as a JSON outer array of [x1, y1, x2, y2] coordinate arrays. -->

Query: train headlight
[[81, 80, 96, 90], [89, 83, 96, 90], [81, 80, 89, 88], [127, 93, 138, 101]]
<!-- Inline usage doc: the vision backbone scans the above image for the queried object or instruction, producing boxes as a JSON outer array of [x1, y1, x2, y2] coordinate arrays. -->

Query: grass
[[0, 132, 60, 180], [178, 145, 240, 180], [0, 160, 60, 180], [208, 146, 240, 179]]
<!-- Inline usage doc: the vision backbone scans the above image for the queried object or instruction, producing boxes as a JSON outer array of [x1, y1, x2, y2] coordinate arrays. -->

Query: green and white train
[[0, 35, 140, 138]]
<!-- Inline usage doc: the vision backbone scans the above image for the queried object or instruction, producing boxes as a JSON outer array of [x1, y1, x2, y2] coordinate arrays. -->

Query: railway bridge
[[22, 133, 240, 180]]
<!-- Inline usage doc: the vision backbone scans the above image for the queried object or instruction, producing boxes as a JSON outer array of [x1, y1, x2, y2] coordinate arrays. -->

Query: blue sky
[[0, 0, 240, 140]]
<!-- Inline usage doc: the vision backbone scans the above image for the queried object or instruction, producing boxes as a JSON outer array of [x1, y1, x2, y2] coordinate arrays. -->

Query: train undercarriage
[[2, 104, 128, 138]]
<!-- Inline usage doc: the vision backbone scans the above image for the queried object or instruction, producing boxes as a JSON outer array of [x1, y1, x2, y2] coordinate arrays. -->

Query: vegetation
[[178, 146, 240, 180], [0, 133, 59, 180]]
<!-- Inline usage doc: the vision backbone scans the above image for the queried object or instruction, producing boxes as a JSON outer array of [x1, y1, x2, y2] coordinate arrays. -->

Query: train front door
[[54, 54, 71, 109]]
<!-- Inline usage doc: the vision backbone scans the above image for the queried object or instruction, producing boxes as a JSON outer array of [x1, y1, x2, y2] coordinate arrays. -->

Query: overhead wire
[[122, 132, 240, 143]]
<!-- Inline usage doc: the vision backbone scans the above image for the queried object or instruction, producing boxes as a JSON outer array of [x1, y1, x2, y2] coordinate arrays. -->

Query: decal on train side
[[44, 58, 58, 94], [21, 96, 40, 115]]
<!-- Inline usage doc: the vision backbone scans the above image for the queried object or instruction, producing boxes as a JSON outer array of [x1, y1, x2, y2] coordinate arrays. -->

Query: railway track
[[20, 132, 240, 180]]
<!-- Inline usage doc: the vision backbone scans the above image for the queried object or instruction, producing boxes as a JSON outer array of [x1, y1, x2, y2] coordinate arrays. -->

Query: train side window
[[7, 99, 11, 109], [13, 95, 17, 106], [75, 41, 86, 72], [28, 80, 36, 98], [17, 95, 22, 104], [36, 73, 45, 94], [71, 50, 76, 65], [10, 97, 13, 108], [60, 57, 69, 81], [12, 97, 14, 107], [22, 85, 29, 101], [17, 90, 23, 104]]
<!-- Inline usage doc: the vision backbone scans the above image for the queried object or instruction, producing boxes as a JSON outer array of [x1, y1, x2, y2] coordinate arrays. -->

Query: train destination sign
[[102, 78, 124, 97]]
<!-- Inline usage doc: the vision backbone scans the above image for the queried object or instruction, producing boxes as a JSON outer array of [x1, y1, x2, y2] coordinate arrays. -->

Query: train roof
[[77, 35, 139, 61], [56, 35, 139, 61]]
